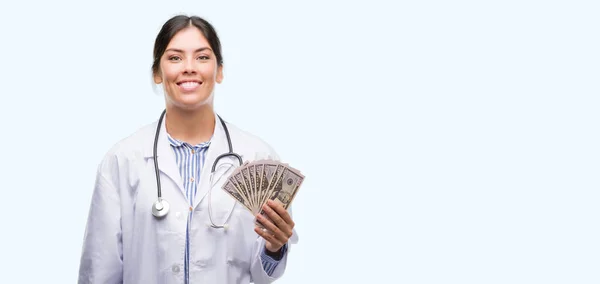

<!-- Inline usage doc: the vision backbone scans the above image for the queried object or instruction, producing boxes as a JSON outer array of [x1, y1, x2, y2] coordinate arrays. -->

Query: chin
[[169, 93, 214, 111]]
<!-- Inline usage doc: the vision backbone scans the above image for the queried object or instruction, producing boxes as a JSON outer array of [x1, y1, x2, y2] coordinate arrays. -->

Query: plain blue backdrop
[[0, 0, 598, 283]]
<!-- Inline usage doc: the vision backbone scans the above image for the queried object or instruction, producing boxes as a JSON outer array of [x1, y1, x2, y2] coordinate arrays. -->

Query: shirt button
[[192, 149, 195, 154], [190, 177, 195, 182], [172, 265, 180, 273]]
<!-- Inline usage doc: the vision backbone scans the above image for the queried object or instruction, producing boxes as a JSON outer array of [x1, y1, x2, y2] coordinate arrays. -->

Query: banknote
[[232, 169, 254, 211], [230, 175, 252, 211], [222, 159, 305, 221], [261, 162, 278, 204], [222, 179, 252, 212], [241, 166, 254, 209], [255, 166, 304, 228], [254, 163, 264, 209]]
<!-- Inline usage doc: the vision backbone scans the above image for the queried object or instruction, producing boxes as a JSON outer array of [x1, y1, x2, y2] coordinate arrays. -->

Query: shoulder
[[223, 121, 281, 161], [96, 121, 157, 174], [107, 121, 156, 157]]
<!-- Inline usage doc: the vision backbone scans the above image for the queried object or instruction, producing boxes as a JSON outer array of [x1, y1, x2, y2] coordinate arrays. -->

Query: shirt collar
[[166, 132, 212, 149]]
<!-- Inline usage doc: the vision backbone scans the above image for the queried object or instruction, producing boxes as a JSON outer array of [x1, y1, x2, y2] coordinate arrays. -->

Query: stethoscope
[[151, 109, 243, 230]]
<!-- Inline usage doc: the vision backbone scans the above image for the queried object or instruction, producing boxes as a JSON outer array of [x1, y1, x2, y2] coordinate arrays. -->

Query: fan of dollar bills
[[222, 159, 305, 223]]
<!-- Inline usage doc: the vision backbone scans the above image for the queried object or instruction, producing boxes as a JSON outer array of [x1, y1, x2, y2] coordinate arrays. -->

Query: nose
[[183, 57, 197, 74]]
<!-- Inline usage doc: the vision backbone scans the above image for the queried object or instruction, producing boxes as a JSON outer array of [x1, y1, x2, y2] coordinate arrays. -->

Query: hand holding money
[[221, 159, 304, 251], [255, 199, 295, 252]]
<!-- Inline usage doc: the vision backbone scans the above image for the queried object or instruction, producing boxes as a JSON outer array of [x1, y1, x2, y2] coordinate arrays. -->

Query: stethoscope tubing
[[151, 109, 243, 228]]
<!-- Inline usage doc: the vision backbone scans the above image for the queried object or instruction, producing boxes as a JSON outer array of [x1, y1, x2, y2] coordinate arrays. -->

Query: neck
[[164, 104, 215, 145]]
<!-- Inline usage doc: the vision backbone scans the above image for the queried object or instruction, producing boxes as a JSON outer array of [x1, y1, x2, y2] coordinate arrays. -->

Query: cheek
[[201, 67, 219, 82], [159, 65, 180, 83], [164, 70, 180, 83]]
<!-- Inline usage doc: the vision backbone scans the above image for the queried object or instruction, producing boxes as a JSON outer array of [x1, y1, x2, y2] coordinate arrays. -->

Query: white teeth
[[180, 82, 199, 87]]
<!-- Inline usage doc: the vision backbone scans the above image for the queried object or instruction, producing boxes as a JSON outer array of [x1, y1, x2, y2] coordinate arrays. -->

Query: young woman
[[78, 15, 298, 284]]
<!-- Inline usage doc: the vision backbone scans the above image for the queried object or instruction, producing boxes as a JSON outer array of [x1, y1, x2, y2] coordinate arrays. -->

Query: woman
[[78, 15, 298, 284]]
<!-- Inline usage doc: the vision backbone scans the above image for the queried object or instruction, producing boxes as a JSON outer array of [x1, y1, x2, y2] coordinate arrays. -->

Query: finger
[[255, 214, 276, 233], [267, 200, 294, 227], [262, 205, 289, 234], [264, 202, 294, 235], [254, 226, 282, 248], [256, 213, 288, 243]]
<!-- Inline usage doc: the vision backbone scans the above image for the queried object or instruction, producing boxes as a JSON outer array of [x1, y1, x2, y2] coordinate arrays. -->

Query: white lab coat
[[78, 113, 298, 284]]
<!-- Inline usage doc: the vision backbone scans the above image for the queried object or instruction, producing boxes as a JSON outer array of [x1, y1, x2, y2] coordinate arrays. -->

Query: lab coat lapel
[[193, 114, 236, 211]]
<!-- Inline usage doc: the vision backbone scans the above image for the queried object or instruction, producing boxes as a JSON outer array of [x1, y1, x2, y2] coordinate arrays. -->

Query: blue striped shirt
[[167, 133, 284, 282]]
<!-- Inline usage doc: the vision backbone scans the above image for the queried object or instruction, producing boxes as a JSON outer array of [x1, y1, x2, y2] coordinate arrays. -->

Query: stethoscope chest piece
[[152, 199, 170, 218]]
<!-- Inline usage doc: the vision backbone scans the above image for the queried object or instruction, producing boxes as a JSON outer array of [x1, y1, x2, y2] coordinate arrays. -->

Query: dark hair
[[152, 15, 223, 76]]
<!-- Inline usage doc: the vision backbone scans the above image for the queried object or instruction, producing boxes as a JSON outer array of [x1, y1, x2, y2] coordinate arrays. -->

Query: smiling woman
[[152, 15, 225, 144], [77, 14, 299, 284]]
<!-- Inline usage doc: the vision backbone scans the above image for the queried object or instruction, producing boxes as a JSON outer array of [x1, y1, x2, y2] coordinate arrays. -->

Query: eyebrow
[[165, 47, 213, 53]]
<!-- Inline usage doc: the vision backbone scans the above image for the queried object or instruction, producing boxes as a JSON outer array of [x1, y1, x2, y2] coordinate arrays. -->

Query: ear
[[153, 71, 163, 84], [216, 65, 224, 84]]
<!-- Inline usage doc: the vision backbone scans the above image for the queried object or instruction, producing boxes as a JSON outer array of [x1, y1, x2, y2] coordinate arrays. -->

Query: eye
[[198, 55, 210, 60], [168, 55, 181, 61]]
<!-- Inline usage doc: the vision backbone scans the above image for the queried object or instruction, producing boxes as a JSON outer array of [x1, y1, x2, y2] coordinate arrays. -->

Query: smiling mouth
[[177, 81, 202, 87], [177, 81, 202, 91]]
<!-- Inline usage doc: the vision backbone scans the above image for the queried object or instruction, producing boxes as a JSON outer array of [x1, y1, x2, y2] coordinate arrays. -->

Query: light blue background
[[0, 0, 598, 283]]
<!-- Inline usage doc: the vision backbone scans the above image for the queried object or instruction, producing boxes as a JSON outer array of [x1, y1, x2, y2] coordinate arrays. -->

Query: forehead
[[166, 26, 210, 50]]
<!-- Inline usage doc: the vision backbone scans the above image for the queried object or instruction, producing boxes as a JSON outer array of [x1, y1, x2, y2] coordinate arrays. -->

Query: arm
[[78, 167, 123, 284], [250, 201, 299, 284], [260, 243, 288, 275]]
